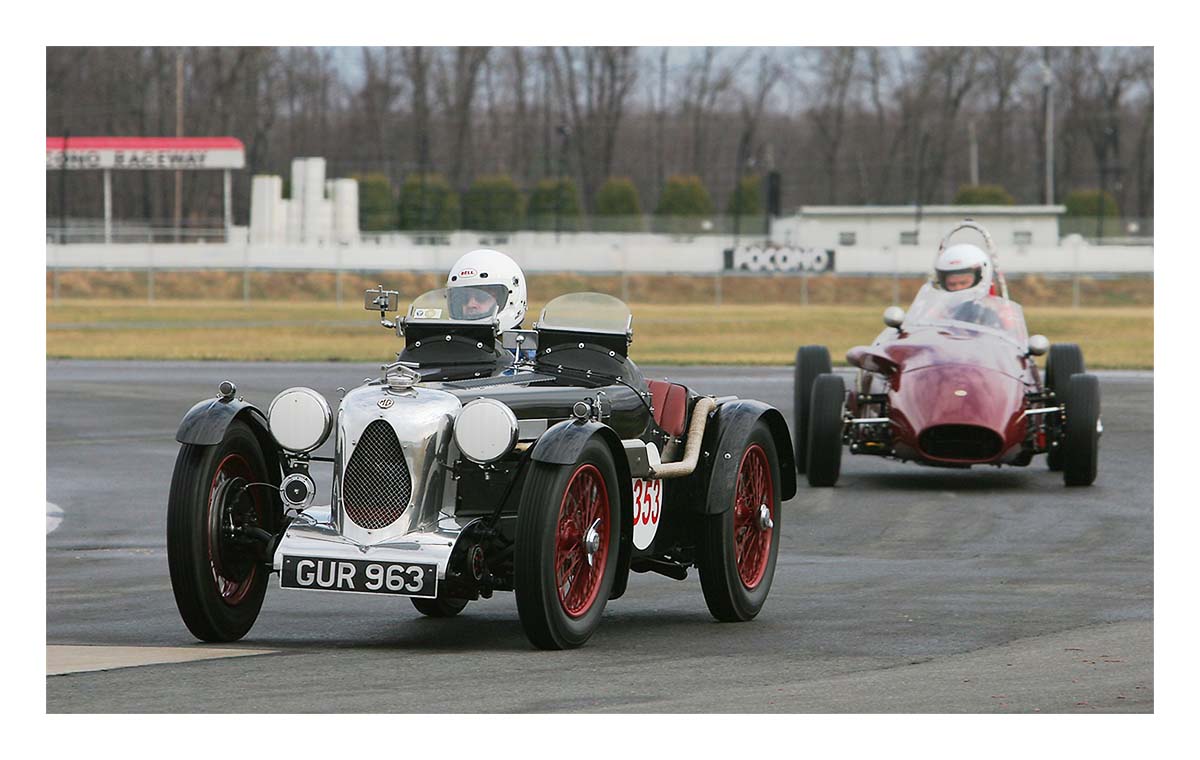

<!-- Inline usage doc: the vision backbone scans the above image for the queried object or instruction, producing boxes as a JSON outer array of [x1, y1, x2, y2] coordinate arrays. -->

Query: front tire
[[697, 420, 782, 622], [1045, 343, 1085, 471], [515, 439, 620, 650], [1062, 373, 1101, 486], [793, 345, 833, 474], [806, 374, 845, 487], [167, 420, 278, 642]]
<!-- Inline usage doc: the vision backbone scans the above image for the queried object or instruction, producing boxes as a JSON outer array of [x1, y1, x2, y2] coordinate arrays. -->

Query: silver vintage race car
[[167, 287, 795, 649]]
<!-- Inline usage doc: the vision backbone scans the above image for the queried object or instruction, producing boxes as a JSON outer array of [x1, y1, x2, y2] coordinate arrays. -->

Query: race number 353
[[632, 478, 662, 550]]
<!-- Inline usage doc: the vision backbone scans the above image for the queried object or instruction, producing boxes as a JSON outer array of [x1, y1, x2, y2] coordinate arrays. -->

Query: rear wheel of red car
[[411, 595, 469, 618], [793, 345, 832, 474], [806, 374, 845, 487], [515, 439, 620, 650], [697, 420, 782, 622], [1062, 373, 1101, 487], [167, 420, 278, 642], [1045, 343, 1085, 471]]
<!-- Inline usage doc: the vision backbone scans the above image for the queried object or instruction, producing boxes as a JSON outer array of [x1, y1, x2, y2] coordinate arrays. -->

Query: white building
[[771, 205, 1066, 251], [249, 157, 359, 245]]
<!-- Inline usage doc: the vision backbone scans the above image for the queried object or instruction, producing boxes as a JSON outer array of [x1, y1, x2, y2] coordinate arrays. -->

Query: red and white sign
[[46, 137, 245, 171], [632, 478, 663, 550]]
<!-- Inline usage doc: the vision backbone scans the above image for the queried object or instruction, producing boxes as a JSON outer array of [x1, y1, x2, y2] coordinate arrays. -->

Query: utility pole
[[555, 125, 570, 242], [174, 49, 184, 242], [1042, 53, 1055, 205], [968, 121, 980, 187]]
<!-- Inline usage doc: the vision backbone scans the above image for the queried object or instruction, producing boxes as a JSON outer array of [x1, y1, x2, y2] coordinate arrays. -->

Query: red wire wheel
[[206, 453, 263, 606], [554, 464, 611, 618], [733, 443, 774, 590]]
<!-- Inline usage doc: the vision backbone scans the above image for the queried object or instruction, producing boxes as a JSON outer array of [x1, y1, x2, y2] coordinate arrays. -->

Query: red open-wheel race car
[[793, 220, 1102, 488]]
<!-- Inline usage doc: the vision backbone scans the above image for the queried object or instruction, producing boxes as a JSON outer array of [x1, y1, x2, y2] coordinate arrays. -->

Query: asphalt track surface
[[46, 360, 1153, 712]]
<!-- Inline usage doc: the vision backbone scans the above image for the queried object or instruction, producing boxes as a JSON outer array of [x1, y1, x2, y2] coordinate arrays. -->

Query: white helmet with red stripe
[[934, 243, 993, 296], [446, 249, 527, 331]]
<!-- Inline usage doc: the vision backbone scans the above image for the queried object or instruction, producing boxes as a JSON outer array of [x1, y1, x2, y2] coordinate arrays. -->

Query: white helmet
[[934, 243, 993, 296], [445, 249, 527, 331]]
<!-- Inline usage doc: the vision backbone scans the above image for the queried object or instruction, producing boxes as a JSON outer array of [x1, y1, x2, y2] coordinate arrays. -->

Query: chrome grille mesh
[[342, 420, 412, 529]]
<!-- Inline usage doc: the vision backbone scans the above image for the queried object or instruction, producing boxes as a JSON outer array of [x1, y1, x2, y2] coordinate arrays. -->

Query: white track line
[[47, 645, 276, 676], [46, 502, 63, 535]]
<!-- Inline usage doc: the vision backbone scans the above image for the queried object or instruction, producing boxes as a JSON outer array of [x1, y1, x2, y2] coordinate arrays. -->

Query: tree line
[[46, 46, 1153, 229]]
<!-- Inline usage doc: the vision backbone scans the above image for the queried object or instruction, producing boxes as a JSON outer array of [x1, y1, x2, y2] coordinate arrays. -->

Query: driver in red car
[[933, 244, 1004, 329]]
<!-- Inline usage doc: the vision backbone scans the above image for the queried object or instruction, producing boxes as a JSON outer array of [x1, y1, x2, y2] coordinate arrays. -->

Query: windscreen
[[407, 287, 505, 322], [904, 282, 1028, 344], [537, 292, 633, 335]]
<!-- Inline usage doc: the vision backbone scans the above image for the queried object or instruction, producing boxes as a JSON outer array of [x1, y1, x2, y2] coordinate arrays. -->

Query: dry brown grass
[[47, 298, 1153, 368]]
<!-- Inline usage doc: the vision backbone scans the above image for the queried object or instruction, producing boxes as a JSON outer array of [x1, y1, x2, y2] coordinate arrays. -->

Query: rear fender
[[694, 400, 796, 515], [530, 419, 634, 599]]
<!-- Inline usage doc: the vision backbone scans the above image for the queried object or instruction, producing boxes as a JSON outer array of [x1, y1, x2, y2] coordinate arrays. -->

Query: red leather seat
[[647, 380, 689, 438]]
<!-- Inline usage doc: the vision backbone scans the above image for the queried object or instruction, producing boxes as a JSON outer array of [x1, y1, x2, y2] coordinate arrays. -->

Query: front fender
[[530, 419, 634, 599], [696, 400, 797, 515], [176, 396, 269, 445]]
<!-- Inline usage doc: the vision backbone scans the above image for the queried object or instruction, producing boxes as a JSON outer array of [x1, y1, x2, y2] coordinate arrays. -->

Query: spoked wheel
[[793, 345, 832, 474], [697, 419, 782, 622], [411, 595, 469, 618], [1062, 373, 1101, 487], [1045, 343, 1085, 471], [515, 439, 620, 650], [168, 420, 278, 642]]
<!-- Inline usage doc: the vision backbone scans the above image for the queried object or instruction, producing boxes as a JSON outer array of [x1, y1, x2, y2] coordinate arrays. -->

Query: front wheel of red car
[[167, 420, 278, 642], [1062, 373, 1101, 487], [1045, 343, 1085, 471], [697, 420, 782, 622], [515, 439, 620, 650], [806, 374, 845, 487]]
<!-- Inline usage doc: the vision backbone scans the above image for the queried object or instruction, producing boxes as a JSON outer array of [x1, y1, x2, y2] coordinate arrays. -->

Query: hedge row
[[357, 173, 766, 232]]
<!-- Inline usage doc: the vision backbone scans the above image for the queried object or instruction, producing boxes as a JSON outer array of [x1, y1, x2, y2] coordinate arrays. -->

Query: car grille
[[342, 420, 412, 530], [918, 424, 1003, 461]]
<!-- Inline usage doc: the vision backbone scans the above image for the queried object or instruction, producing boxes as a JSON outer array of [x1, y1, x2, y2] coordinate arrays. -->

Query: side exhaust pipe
[[647, 397, 717, 479]]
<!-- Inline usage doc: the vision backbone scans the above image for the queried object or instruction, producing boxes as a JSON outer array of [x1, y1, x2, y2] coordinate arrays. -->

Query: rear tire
[[806, 374, 845, 487], [515, 439, 620, 650], [167, 420, 277, 642], [1045, 343, 1085, 471], [1062, 373, 1101, 487], [793, 346, 832, 474], [697, 420, 782, 622], [411, 595, 469, 618]]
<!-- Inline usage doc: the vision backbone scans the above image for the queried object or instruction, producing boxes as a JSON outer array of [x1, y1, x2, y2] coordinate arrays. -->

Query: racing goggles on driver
[[936, 266, 983, 291], [448, 284, 509, 320]]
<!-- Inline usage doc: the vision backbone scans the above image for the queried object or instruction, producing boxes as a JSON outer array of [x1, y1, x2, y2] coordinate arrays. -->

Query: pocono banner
[[724, 243, 835, 274], [46, 137, 245, 171]]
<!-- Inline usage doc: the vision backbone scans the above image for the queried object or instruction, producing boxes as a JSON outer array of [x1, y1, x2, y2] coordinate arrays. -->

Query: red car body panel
[[849, 324, 1039, 466]]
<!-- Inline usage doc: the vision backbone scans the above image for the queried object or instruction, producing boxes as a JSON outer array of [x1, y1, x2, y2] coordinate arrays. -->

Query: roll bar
[[936, 219, 1009, 300]]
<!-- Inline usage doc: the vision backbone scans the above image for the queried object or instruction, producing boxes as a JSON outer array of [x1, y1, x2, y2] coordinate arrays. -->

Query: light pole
[[1041, 58, 1055, 205]]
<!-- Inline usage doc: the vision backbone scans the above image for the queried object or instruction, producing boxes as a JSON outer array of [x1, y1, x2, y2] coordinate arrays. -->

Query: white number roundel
[[631, 478, 663, 550]]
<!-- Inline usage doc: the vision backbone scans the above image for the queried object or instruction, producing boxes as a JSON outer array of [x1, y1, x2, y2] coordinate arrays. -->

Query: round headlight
[[454, 399, 518, 464], [268, 387, 332, 453]]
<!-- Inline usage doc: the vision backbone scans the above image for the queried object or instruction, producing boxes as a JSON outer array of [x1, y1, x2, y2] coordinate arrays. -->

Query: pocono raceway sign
[[46, 136, 245, 171]]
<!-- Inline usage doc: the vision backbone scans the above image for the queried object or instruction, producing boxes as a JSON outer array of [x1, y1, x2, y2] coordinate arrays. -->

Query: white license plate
[[280, 555, 437, 598]]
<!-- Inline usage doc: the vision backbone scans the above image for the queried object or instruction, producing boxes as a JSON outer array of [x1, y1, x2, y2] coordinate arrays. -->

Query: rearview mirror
[[1027, 334, 1050, 356], [883, 306, 905, 328], [364, 287, 399, 313]]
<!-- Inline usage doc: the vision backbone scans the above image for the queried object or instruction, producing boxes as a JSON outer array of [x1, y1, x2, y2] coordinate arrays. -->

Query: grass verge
[[48, 299, 1153, 368]]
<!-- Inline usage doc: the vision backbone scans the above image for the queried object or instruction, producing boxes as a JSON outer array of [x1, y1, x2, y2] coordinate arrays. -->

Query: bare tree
[[544, 46, 639, 211], [804, 47, 859, 203]]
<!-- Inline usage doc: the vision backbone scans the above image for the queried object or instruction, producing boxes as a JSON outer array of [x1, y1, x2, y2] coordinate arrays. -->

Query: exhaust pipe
[[648, 396, 717, 479]]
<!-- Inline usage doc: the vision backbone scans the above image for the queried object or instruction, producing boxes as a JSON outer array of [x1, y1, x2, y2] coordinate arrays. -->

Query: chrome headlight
[[268, 387, 333, 453], [454, 399, 518, 464]]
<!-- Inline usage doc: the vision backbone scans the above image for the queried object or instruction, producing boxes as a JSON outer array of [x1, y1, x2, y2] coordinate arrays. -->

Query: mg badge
[[954, 389, 968, 397], [378, 397, 395, 409]]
